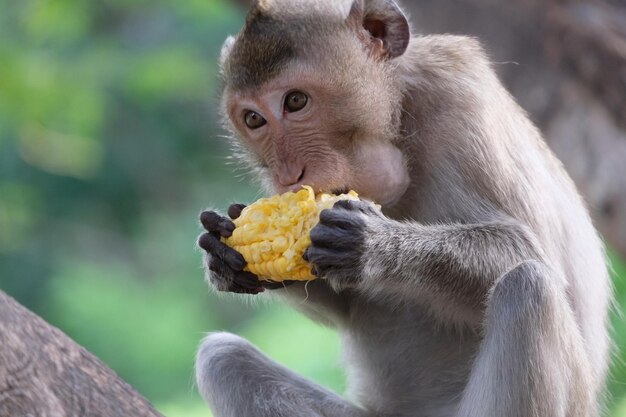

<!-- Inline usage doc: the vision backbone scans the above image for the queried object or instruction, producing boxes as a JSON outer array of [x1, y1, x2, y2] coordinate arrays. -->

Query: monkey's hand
[[198, 204, 267, 294], [304, 200, 382, 289]]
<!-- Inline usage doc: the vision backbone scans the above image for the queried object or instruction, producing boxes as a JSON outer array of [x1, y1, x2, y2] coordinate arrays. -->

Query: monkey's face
[[218, 0, 412, 207], [223, 61, 410, 207]]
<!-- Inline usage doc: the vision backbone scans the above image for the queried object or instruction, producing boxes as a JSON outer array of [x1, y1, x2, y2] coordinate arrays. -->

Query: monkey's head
[[219, 0, 411, 206]]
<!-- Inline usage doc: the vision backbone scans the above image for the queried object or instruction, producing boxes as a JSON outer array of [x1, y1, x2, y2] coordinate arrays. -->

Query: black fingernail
[[302, 250, 309, 261], [311, 266, 318, 276]]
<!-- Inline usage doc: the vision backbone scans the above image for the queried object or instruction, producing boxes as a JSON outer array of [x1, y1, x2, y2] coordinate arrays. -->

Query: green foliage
[[0, 181, 41, 251], [0, 1, 625, 416], [46, 261, 211, 398], [608, 249, 626, 408]]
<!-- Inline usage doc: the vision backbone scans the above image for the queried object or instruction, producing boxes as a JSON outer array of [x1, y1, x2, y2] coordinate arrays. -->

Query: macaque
[[195, 0, 611, 416]]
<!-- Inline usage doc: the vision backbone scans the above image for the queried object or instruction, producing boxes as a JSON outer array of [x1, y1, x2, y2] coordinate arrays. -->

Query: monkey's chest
[[341, 303, 479, 416]]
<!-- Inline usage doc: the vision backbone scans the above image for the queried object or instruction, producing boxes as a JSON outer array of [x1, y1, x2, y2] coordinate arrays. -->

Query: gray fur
[[224, 10, 297, 91], [196, 332, 369, 417], [196, 0, 611, 416]]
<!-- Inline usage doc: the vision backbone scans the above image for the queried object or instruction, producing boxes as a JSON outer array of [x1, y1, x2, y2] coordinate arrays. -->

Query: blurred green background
[[0, 0, 624, 416]]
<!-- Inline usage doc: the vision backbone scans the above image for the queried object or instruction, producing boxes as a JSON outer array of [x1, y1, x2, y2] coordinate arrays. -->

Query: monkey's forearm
[[361, 218, 546, 322]]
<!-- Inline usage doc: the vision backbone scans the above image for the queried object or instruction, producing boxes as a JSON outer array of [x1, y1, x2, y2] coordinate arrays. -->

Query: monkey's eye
[[244, 111, 267, 129], [284, 91, 308, 113]]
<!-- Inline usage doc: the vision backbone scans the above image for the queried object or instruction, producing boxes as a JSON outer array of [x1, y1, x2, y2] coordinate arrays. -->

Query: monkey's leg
[[456, 261, 594, 417], [195, 332, 370, 417]]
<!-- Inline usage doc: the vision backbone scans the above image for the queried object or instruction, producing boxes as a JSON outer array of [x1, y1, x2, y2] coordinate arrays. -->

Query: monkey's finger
[[208, 258, 263, 294], [228, 204, 247, 220], [198, 233, 246, 271], [232, 270, 264, 291], [304, 246, 357, 269], [319, 208, 366, 230], [210, 257, 263, 291], [333, 199, 376, 214], [207, 256, 236, 277], [310, 224, 359, 249], [200, 211, 236, 237]]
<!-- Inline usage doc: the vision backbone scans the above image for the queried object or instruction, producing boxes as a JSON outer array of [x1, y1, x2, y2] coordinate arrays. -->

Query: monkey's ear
[[347, 0, 410, 59]]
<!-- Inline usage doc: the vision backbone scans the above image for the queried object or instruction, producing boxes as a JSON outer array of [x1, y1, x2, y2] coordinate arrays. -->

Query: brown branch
[[0, 290, 164, 417]]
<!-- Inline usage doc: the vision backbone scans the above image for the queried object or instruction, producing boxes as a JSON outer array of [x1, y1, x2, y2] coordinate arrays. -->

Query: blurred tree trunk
[[231, 0, 626, 257], [0, 291, 164, 417]]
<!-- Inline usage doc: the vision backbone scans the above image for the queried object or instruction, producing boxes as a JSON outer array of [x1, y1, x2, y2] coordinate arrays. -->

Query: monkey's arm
[[305, 200, 546, 326]]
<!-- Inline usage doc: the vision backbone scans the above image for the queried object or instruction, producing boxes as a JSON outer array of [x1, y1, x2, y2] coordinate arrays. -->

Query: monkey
[[195, 0, 612, 416]]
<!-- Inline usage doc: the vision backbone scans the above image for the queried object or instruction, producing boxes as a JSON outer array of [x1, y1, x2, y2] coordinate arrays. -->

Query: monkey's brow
[[226, 10, 333, 91], [227, 14, 298, 90]]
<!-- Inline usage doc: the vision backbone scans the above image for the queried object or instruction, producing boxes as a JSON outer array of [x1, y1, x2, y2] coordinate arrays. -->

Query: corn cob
[[223, 186, 360, 282]]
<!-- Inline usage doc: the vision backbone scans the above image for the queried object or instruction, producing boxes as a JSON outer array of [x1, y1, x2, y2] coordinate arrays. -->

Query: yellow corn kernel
[[222, 186, 361, 282]]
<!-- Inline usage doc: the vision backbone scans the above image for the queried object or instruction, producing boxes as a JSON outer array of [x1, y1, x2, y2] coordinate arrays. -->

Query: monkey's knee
[[468, 262, 592, 416], [487, 260, 558, 326], [195, 332, 259, 403]]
